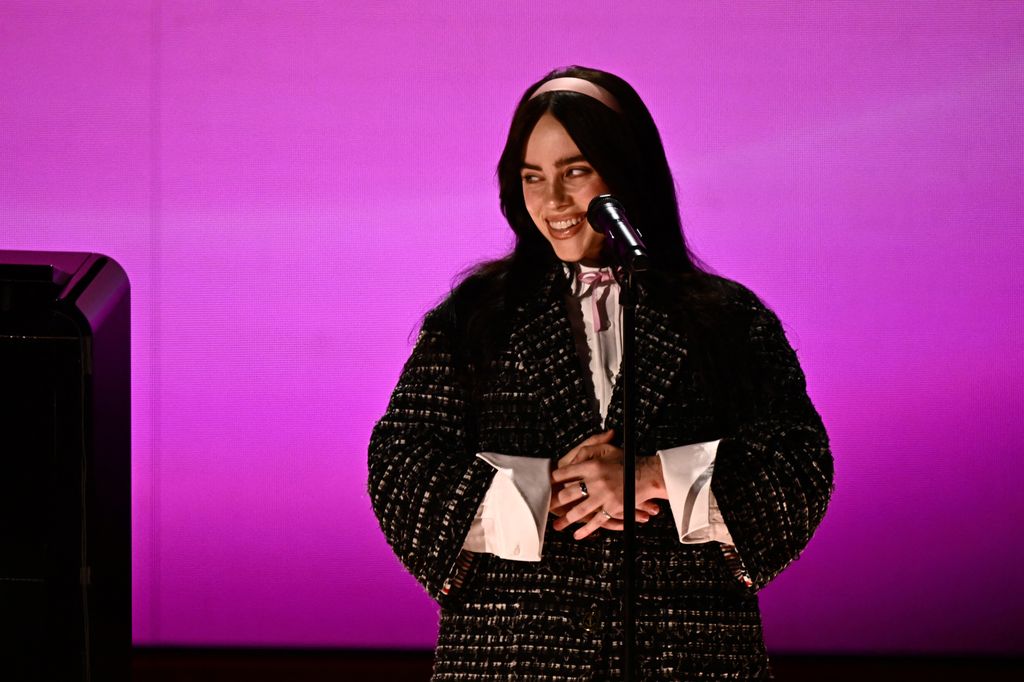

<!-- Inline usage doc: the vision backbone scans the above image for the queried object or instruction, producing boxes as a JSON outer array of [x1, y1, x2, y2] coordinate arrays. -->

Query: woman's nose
[[545, 179, 569, 207]]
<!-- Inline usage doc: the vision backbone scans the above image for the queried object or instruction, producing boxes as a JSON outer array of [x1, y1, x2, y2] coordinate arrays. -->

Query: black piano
[[0, 250, 130, 681]]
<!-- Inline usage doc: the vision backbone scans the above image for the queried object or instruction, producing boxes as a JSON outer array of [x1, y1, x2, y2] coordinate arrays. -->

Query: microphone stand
[[618, 266, 638, 682], [588, 194, 648, 681], [585, 193, 647, 675]]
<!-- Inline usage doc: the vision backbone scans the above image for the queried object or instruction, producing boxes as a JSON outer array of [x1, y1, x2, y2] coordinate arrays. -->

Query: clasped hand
[[549, 429, 666, 540]]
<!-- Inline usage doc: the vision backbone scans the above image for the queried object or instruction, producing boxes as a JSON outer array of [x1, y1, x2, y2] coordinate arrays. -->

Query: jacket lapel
[[509, 267, 692, 457], [605, 301, 689, 448], [508, 272, 602, 460]]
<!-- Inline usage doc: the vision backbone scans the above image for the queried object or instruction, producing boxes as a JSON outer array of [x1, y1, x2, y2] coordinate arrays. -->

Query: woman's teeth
[[548, 215, 584, 231]]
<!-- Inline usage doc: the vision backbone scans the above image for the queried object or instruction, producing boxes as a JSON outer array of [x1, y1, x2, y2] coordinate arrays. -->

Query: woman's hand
[[549, 429, 667, 540]]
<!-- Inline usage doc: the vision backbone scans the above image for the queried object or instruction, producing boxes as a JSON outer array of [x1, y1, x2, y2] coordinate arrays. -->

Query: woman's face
[[521, 113, 610, 265]]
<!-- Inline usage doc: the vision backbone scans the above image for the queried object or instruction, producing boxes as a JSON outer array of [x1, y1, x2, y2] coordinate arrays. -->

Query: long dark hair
[[444, 66, 755, 414], [496, 65, 704, 276]]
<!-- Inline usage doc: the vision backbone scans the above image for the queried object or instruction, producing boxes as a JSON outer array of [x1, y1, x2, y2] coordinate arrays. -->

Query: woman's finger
[[593, 510, 651, 532], [554, 504, 651, 532], [550, 479, 589, 510], [573, 510, 609, 540], [559, 429, 614, 467], [551, 460, 593, 485], [556, 488, 618, 528], [553, 455, 624, 485], [638, 501, 661, 515], [553, 507, 591, 531]]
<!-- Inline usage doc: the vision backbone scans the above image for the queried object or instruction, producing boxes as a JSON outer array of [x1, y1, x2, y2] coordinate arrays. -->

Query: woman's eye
[[522, 174, 540, 184], [566, 167, 591, 179]]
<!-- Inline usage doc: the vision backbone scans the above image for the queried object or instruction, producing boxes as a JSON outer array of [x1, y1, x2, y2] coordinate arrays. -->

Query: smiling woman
[[368, 65, 833, 680], [521, 114, 610, 264]]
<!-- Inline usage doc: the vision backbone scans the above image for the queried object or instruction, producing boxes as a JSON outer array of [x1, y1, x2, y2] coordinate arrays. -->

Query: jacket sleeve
[[710, 287, 834, 592], [368, 308, 496, 603]]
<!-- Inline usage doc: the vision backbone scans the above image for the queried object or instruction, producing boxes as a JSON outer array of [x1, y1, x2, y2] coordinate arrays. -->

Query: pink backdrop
[[2, 1, 1022, 653]]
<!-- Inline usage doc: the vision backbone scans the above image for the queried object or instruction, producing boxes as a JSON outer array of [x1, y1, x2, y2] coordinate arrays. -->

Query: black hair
[[496, 65, 704, 276], [442, 66, 757, 416]]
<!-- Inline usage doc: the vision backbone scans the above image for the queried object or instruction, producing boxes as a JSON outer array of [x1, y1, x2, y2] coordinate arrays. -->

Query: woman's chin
[[577, 255, 609, 267], [552, 246, 608, 267]]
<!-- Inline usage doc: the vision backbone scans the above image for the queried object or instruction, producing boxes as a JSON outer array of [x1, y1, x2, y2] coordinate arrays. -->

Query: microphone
[[587, 194, 649, 272]]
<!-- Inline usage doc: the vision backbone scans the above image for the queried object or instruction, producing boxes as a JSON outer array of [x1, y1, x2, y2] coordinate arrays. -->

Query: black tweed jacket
[[369, 268, 833, 680]]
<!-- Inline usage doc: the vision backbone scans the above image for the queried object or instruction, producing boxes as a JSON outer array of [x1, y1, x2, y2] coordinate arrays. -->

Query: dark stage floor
[[132, 648, 1023, 681]]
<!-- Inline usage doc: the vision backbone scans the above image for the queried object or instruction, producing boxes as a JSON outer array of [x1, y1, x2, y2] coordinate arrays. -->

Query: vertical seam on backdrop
[[148, 0, 163, 643]]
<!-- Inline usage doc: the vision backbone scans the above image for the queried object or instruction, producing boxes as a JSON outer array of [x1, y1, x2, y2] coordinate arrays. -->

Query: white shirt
[[463, 265, 734, 561]]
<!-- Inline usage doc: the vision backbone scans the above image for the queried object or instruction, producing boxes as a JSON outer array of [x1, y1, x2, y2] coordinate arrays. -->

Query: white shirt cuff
[[461, 453, 551, 561], [658, 440, 735, 545]]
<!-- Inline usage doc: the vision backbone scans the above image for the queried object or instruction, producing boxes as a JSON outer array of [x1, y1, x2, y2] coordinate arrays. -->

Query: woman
[[369, 66, 832, 680]]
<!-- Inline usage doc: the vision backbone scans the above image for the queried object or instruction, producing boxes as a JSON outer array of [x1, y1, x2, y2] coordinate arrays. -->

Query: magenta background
[[2, 1, 1022, 653]]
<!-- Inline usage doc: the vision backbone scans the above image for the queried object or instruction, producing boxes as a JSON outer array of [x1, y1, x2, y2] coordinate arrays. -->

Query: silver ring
[[600, 509, 613, 520], [578, 480, 589, 498]]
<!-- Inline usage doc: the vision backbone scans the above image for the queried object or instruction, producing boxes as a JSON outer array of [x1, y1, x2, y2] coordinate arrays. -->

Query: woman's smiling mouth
[[547, 214, 586, 236]]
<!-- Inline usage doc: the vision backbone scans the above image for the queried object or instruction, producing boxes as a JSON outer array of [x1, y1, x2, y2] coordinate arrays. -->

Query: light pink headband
[[529, 76, 621, 113]]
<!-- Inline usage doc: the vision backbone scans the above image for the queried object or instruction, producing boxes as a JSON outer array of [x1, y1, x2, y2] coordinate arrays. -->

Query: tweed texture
[[368, 270, 833, 680]]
